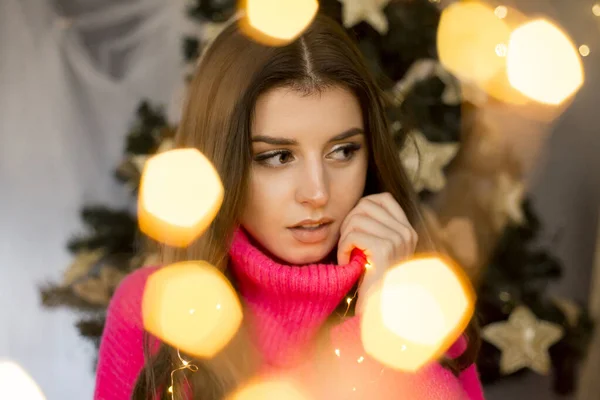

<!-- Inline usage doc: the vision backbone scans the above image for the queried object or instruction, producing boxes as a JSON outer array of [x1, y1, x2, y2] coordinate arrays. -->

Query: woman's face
[[240, 85, 368, 265]]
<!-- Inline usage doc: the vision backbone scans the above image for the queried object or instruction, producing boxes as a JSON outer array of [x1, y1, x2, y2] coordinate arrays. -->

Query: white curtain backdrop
[[1, 0, 598, 399], [0, 0, 187, 397]]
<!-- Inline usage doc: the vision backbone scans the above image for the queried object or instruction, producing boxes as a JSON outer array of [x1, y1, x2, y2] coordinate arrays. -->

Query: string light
[[169, 349, 199, 400], [357, 356, 365, 363], [579, 45, 590, 57], [495, 43, 508, 57], [335, 348, 341, 357], [593, 4, 600, 16], [494, 6, 508, 19]]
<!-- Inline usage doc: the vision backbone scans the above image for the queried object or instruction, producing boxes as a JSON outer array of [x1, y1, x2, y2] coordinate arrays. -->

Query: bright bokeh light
[[437, 2, 511, 85], [507, 19, 584, 105], [579, 45, 590, 57], [478, 6, 531, 105], [0, 361, 46, 400], [138, 148, 223, 247], [142, 261, 243, 358], [494, 6, 508, 19], [593, 4, 600, 17], [229, 379, 309, 400], [240, 0, 319, 46], [361, 257, 475, 372]]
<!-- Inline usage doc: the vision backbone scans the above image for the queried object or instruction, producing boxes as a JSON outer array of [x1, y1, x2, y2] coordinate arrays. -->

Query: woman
[[94, 14, 483, 400]]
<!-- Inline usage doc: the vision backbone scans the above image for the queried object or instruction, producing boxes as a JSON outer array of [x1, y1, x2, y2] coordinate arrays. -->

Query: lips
[[288, 219, 334, 244], [290, 218, 334, 228]]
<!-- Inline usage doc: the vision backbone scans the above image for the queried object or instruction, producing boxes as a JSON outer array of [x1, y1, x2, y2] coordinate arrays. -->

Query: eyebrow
[[251, 127, 365, 146]]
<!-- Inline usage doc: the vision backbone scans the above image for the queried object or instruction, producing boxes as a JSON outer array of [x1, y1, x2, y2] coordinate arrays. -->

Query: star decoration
[[422, 206, 478, 272], [552, 297, 581, 327], [202, 21, 229, 45], [338, 0, 391, 35], [491, 173, 526, 231], [392, 59, 462, 106], [62, 250, 105, 286], [399, 130, 459, 192], [482, 306, 564, 375], [131, 138, 175, 173], [72, 266, 127, 306]]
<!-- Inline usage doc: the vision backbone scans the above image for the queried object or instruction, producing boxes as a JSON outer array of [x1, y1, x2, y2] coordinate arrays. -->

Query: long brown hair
[[133, 14, 479, 399]]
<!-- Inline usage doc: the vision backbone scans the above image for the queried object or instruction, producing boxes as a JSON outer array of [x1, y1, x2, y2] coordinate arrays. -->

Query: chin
[[282, 242, 337, 266]]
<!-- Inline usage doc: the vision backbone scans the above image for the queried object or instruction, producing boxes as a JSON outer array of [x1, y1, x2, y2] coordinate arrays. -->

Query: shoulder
[[106, 266, 161, 329], [95, 267, 161, 399]]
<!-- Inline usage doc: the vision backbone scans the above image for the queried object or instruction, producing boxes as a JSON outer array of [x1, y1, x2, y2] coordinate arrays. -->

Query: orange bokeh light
[[138, 148, 223, 247], [239, 0, 319, 46], [229, 378, 310, 400], [361, 256, 475, 372], [142, 261, 243, 358]]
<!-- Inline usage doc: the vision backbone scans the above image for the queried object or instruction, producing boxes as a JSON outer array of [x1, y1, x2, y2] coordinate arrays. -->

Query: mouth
[[289, 218, 334, 229], [288, 219, 334, 244]]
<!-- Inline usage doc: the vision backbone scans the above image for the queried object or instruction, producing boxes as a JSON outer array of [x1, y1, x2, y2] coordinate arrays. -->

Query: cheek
[[240, 169, 294, 227], [330, 157, 368, 208]]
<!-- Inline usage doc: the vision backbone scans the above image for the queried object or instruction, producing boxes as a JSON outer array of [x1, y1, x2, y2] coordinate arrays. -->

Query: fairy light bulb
[[360, 256, 475, 372], [494, 6, 508, 19], [239, 0, 319, 46], [138, 148, 223, 247], [437, 2, 511, 85], [142, 261, 243, 358], [507, 19, 584, 105], [0, 361, 46, 399]]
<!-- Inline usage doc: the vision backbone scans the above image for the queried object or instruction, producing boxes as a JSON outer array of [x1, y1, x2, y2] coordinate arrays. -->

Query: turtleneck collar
[[228, 228, 367, 368]]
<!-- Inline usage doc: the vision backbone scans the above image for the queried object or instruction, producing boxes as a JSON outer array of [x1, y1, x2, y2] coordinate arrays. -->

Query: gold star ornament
[[482, 306, 564, 375], [338, 0, 391, 34], [491, 173, 526, 231], [552, 297, 581, 327], [400, 130, 459, 192], [421, 206, 478, 273]]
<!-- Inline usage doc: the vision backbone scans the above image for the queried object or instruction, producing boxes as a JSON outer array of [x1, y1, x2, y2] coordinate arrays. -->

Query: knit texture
[[228, 229, 366, 367], [94, 229, 484, 399]]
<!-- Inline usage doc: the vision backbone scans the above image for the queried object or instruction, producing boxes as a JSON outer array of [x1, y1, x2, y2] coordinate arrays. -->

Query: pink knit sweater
[[94, 229, 484, 399]]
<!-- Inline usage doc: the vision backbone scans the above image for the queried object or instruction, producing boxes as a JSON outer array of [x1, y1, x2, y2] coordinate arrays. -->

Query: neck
[[228, 228, 367, 367]]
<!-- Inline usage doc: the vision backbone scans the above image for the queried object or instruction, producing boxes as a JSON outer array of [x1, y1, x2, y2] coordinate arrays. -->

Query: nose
[[295, 158, 330, 208]]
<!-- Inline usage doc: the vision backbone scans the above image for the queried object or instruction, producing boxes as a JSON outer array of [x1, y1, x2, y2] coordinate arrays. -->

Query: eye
[[253, 150, 295, 167], [328, 143, 362, 161]]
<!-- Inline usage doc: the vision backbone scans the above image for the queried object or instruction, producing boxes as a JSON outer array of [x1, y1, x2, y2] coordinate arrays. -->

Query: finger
[[343, 214, 400, 245], [340, 197, 397, 235], [364, 193, 418, 249], [365, 192, 410, 226], [344, 215, 417, 264], [337, 231, 384, 266], [341, 210, 417, 256]]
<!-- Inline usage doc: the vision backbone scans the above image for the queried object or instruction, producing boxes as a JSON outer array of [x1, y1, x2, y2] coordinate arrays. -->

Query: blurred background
[[0, 0, 598, 399]]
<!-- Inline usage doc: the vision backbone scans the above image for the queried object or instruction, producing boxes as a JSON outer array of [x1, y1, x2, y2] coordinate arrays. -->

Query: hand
[[337, 192, 418, 314]]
